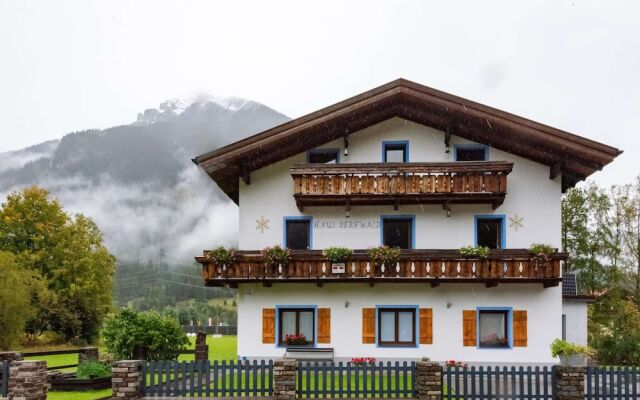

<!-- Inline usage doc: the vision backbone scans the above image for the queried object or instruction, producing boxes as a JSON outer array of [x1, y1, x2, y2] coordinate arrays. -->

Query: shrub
[[322, 247, 354, 263], [261, 245, 291, 267], [207, 246, 236, 266], [368, 246, 401, 267], [529, 243, 556, 256], [101, 308, 189, 361], [458, 246, 490, 259], [76, 360, 111, 379], [550, 339, 594, 358]]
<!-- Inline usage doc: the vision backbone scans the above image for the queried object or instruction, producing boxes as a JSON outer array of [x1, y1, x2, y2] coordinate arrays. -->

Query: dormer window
[[455, 145, 487, 161], [308, 148, 339, 164], [383, 141, 408, 163]]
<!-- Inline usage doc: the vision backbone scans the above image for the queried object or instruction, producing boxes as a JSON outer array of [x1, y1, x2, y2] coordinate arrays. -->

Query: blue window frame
[[375, 305, 419, 348], [307, 148, 340, 164], [474, 214, 506, 249], [476, 307, 513, 349], [382, 141, 409, 162], [380, 215, 416, 249], [283, 216, 313, 250], [275, 305, 318, 348], [453, 144, 488, 161]]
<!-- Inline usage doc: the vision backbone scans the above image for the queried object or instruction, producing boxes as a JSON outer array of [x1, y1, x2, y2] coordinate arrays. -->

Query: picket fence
[[0, 361, 7, 397]]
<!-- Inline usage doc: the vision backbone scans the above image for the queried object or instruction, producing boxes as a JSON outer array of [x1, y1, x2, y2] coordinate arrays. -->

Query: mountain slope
[[0, 97, 290, 263]]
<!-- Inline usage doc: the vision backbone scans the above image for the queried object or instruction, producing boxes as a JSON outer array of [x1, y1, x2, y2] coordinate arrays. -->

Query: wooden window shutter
[[462, 310, 477, 346], [419, 308, 433, 344], [262, 308, 275, 344], [362, 308, 375, 344], [317, 308, 331, 343], [513, 310, 528, 347]]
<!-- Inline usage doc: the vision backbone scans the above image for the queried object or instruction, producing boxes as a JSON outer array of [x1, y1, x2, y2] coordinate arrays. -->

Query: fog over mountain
[[0, 97, 289, 263]]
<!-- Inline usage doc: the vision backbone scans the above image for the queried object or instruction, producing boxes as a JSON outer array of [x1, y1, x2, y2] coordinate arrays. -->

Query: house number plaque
[[331, 263, 346, 274]]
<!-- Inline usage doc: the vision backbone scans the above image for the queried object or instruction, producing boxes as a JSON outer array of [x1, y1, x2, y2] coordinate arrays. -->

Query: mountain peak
[[133, 95, 256, 125]]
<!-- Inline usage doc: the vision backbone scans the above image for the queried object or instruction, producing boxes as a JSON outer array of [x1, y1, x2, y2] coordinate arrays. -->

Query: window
[[308, 148, 339, 164], [478, 309, 509, 348], [378, 308, 416, 346], [278, 308, 315, 346], [455, 145, 487, 161], [383, 141, 408, 163], [382, 216, 414, 249], [475, 216, 505, 249], [284, 218, 311, 250]]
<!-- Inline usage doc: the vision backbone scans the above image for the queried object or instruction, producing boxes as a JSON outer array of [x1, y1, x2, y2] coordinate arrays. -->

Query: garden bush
[[76, 360, 111, 379], [101, 308, 189, 361]]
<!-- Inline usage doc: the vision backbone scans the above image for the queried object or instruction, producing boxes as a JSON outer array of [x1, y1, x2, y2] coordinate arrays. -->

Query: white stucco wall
[[562, 300, 589, 346], [238, 118, 562, 250], [233, 117, 565, 362], [237, 283, 562, 364]]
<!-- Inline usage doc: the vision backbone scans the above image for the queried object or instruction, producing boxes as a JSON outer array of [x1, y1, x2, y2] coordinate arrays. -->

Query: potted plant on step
[[550, 339, 594, 367], [323, 246, 353, 274]]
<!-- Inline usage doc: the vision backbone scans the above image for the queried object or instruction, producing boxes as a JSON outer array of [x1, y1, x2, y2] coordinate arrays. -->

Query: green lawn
[[30, 335, 239, 400]]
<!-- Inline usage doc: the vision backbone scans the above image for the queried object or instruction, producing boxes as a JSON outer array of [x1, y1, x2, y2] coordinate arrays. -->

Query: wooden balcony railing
[[196, 249, 564, 288], [290, 161, 513, 211]]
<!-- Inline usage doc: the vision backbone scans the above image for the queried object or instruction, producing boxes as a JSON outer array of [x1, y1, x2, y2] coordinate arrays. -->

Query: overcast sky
[[1, 0, 638, 185]]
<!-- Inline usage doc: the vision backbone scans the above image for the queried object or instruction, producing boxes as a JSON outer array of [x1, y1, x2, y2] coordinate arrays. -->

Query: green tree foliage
[[0, 252, 35, 349], [101, 308, 189, 361], [0, 186, 115, 342]]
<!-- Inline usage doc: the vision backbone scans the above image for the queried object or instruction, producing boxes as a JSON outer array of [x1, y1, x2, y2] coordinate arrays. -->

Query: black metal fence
[[586, 366, 640, 399], [142, 360, 273, 397], [182, 325, 238, 335], [0, 360, 8, 397], [296, 361, 416, 398], [443, 365, 556, 400]]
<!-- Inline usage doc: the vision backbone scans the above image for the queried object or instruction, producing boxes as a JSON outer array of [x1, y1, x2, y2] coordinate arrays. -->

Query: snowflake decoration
[[509, 214, 524, 231], [256, 216, 270, 234]]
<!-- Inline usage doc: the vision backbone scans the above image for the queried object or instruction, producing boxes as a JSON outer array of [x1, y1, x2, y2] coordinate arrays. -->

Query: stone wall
[[78, 347, 99, 365], [414, 359, 442, 400], [555, 365, 585, 400], [112, 360, 143, 400], [7, 360, 48, 400], [0, 352, 22, 363]]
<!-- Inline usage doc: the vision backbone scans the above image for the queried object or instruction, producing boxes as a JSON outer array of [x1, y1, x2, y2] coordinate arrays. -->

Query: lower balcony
[[195, 249, 565, 288]]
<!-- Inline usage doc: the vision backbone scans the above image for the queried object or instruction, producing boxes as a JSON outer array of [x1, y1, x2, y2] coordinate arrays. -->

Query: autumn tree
[[0, 252, 34, 349], [0, 186, 116, 342]]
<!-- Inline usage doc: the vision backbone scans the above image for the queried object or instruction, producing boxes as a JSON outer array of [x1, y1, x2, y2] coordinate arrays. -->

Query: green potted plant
[[550, 339, 594, 367], [368, 246, 401, 267], [261, 245, 291, 268], [206, 246, 236, 267], [323, 247, 353, 273], [458, 246, 490, 259]]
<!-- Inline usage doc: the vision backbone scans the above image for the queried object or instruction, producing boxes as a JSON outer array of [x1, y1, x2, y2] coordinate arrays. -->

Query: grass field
[[37, 335, 238, 400]]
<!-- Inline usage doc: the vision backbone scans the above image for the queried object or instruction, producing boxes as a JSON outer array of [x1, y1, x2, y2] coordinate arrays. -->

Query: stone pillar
[[112, 360, 143, 400], [0, 351, 23, 363], [414, 358, 443, 400], [195, 331, 208, 363], [273, 359, 297, 400], [7, 360, 49, 400], [78, 347, 99, 364], [555, 365, 585, 400]]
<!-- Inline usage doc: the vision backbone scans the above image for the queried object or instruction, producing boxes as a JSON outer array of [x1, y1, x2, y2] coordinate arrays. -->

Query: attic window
[[455, 145, 487, 161], [308, 149, 339, 164], [383, 141, 408, 163]]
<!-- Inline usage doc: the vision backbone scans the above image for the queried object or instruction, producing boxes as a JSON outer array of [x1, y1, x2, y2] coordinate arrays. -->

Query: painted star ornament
[[509, 214, 524, 231], [256, 216, 270, 234]]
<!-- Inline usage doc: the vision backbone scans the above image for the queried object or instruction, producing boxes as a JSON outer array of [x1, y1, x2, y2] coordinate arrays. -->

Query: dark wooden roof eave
[[193, 79, 622, 202]]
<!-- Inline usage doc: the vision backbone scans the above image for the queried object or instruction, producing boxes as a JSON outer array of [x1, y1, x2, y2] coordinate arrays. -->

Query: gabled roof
[[193, 78, 622, 203]]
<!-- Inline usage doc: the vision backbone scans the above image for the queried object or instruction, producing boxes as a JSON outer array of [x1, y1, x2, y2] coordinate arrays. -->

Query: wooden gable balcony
[[290, 161, 513, 211], [196, 249, 564, 288]]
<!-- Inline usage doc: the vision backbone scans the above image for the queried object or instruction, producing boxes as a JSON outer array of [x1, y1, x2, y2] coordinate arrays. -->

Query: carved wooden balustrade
[[197, 249, 564, 288], [290, 161, 513, 211]]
